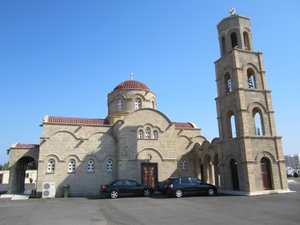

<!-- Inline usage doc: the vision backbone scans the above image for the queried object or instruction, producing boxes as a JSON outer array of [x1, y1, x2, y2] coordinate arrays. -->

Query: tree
[[0, 162, 9, 170], [27, 161, 37, 170]]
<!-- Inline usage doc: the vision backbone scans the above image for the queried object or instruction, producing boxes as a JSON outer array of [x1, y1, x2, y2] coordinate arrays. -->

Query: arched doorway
[[200, 164, 204, 180], [230, 159, 239, 191], [9, 156, 37, 194], [260, 157, 273, 190]]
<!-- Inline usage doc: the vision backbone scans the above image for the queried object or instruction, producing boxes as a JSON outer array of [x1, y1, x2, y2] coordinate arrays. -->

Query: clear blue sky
[[0, 1, 299, 165]]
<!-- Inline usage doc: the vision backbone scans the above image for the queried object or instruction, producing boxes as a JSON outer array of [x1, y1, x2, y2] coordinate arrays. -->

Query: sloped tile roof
[[174, 122, 195, 128], [13, 143, 39, 149], [47, 116, 109, 125]]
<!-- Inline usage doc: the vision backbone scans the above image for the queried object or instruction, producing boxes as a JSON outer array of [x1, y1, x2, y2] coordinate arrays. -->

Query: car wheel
[[175, 189, 183, 198], [110, 190, 119, 199], [207, 188, 215, 196], [143, 189, 151, 197]]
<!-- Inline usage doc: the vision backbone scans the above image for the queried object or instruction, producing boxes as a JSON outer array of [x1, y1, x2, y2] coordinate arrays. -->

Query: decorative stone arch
[[7, 144, 39, 194], [42, 153, 62, 163], [254, 151, 276, 164], [247, 102, 268, 136], [83, 154, 99, 163], [87, 131, 117, 143], [201, 140, 211, 152], [255, 151, 275, 190], [136, 148, 163, 162], [132, 93, 147, 101], [64, 154, 82, 163], [229, 29, 240, 48], [48, 130, 80, 140], [226, 109, 237, 138], [211, 138, 220, 150], [110, 93, 128, 103]]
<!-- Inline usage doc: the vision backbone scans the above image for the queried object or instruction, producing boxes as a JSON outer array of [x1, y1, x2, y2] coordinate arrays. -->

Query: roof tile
[[174, 122, 195, 128], [47, 116, 109, 125]]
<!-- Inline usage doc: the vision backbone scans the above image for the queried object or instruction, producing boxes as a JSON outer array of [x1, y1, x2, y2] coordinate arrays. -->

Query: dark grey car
[[165, 177, 217, 198], [100, 179, 155, 199]]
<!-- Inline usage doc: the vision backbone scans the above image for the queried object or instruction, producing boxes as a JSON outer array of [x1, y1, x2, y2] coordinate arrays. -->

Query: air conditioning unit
[[42, 182, 56, 198]]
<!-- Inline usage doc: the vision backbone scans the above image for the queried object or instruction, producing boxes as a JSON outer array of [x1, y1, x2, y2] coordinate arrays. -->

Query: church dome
[[114, 80, 150, 91]]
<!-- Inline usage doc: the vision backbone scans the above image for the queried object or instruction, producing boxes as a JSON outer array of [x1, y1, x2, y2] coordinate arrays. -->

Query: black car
[[155, 179, 168, 194], [100, 179, 155, 199], [164, 177, 217, 198]]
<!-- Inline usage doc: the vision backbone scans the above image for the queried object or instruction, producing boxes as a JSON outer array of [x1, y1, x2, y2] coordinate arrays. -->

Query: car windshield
[[165, 179, 173, 185]]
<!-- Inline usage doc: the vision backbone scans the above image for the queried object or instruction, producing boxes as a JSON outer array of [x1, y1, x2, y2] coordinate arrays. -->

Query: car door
[[126, 180, 143, 195], [191, 177, 204, 195], [111, 180, 127, 194], [195, 179, 210, 194], [180, 177, 196, 195]]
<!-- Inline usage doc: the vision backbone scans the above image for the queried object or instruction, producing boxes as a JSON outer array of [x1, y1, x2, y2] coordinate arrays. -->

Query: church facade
[[7, 12, 289, 197]]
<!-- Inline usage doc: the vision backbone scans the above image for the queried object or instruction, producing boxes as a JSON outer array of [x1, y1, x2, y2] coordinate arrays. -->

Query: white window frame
[[87, 159, 94, 172], [68, 159, 76, 173], [117, 99, 122, 111], [145, 127, 151, 139], [181, 159, 186, 170], [138, 129, 144, 139], [106, 159, 113, 172], [47, 159, 55, 173], [153, 130, 158, 139], [135, 98, 141, 110]]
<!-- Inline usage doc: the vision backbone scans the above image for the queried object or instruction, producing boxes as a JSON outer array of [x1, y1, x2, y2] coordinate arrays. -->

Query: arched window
[[243, 31, 250, 50], [221, 36, 227, 55], [68, 159, 76, 173], [153, 130, 158, 139], [230, 32, 238, 48], [87, 159, 94, 172], [145, 127, 151, 138], [152, 101, 155, 109], [247, 69, 256, 89], [225, 73, 232, 92], [106, 159, 113, 172], [228, 111, 237, 138], [138, 129, 144, 139], [117, 99, 122, 111], [253, 108, 263, 135], [181, 159, 186, 170], [47, 159, 55, 173], [135, 98, 141, 110]]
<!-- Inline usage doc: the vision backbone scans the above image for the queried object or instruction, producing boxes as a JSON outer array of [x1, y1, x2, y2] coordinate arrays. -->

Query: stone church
[[7, 12, 289, 197]]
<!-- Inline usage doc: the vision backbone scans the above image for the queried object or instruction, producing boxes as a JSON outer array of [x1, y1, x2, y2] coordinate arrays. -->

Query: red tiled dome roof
[[114, 80, 150, 91]]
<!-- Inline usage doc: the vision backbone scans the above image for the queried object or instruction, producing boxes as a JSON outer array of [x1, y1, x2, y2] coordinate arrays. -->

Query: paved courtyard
[[0, 179, 299, 225]]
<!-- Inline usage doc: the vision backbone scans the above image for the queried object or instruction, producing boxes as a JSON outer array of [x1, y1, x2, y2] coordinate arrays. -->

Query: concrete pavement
[[0, 180, 299, 225]]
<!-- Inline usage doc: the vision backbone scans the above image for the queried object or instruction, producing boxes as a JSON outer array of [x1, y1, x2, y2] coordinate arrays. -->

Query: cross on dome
[[229, 7, 236, 16]]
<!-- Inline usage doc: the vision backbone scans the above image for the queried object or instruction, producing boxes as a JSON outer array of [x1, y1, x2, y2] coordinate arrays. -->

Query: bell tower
[[214, 9, 288, 193]]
